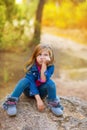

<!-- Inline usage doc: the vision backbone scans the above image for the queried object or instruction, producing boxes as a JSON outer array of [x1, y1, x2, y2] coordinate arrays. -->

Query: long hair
[[24, 44, 54, 72]]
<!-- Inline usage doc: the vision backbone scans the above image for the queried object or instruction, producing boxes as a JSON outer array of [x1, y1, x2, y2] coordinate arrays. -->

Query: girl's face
[[36, 49, 50, 65]]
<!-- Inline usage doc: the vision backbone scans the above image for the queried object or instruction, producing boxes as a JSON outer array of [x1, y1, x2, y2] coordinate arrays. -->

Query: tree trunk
[[32, 0, 46, 45]]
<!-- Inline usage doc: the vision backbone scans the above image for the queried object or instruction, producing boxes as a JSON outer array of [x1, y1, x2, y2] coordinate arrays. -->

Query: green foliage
[[0, 6, 6, 25], [16, 0, 38, 21], [1, 21, 32, 51], [4, 0, 16, 21], [0, 0, 17, 44], [3, 68, 9, 83], [0, 0, 16, 21], [0, 0, 39, 51], [0, 5, 6, 42]]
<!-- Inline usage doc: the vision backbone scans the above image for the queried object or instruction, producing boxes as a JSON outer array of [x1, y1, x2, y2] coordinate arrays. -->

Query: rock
[[0, 95, 87, 130]]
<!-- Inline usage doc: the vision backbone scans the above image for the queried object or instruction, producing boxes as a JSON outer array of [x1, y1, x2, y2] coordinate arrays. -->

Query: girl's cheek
[[36, 57, 38, 62], [36, 57, 40, 62]]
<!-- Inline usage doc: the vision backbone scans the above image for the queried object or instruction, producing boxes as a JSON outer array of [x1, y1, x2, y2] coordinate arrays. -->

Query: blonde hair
[[24, 44, 54, 72]]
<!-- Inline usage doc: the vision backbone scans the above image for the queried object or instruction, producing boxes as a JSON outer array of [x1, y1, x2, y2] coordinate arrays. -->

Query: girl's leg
[[2, 77, 30, 116], [11, 77, 30, 98], [38, 79, 63, 116], [46, 79, 57, 100], [38, 79, 57, 100]]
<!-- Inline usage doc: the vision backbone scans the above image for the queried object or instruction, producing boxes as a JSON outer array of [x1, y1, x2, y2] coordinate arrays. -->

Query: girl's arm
[[35, 94, 45, 111], [35, 59, 49, 111], [40, 61, 47, 82], [40, 56, 54, 82]]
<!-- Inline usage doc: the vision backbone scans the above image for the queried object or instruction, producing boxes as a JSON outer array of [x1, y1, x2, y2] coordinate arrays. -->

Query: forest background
[[0, 0, 87, 51]]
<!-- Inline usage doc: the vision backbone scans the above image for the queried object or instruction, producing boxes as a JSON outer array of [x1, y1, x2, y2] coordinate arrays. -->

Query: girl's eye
[[38, 53, 41, 56], [44, 54, 49, 56]]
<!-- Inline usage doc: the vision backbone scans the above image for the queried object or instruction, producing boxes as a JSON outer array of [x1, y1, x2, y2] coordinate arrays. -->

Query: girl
[[2, 44, 63, 116]]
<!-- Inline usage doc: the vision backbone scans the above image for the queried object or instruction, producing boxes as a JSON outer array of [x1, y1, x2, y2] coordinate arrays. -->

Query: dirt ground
[[0, 33, 87, 101]]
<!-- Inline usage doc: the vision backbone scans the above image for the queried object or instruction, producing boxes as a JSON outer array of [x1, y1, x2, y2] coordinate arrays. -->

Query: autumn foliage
[[42, 1, 87, 29]]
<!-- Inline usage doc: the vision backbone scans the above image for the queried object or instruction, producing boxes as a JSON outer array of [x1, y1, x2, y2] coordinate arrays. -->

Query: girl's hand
[[37, 99, 45, 112], [42, 56, 50, 65], [35, 95, 45, 112], [45, 56, 51, 62]]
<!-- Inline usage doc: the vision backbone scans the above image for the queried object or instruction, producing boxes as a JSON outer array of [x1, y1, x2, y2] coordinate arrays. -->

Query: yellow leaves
[[42, 1, 87, 29], [42, 3, 58, 26], [75, 2, 87, 28]]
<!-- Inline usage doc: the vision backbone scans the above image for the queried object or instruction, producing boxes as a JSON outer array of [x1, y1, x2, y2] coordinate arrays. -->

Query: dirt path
[[41, 33, 87, 60]]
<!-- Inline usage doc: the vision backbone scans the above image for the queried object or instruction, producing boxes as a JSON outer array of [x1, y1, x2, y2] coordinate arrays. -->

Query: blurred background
[[0, 0, 87, 100]]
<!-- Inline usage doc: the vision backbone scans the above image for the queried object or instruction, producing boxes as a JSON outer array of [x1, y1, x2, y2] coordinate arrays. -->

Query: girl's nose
[[40, 57, 43, 60], [40, 55, 44, 59]]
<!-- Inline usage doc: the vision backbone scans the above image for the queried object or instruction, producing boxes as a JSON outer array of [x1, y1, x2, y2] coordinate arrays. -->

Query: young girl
[[2, 44, 63, 116]]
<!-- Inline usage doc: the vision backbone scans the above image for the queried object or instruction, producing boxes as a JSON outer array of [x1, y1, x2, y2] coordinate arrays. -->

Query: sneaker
[[55, 96, 64, 110], [58, 103, 64, 111], [47, 100, 63, 116], [50, 106, 63, 116], [2, 96, 18, 116]]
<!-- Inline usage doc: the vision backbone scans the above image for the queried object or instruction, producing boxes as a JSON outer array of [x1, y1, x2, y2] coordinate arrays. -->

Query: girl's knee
[[18, 78, 30, 84], [19, 77, 29, 82], [47, 79, 55, 85], [16, 78, 30, 88], [46, 80, 56, 89]]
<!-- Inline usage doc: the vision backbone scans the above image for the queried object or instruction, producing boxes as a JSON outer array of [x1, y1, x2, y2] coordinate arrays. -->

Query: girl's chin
[[38, 62, 42, 65]]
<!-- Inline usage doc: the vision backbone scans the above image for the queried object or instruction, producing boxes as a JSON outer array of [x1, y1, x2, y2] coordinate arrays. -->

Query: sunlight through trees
[[0, 0, 87, 51]]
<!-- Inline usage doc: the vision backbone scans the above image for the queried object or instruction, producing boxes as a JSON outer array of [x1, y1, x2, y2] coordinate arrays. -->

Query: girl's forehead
[[38, 48, 49, 53]]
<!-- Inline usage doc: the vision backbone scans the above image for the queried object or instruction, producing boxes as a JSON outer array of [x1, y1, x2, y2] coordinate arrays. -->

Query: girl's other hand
[[36, 99, 45, 112]]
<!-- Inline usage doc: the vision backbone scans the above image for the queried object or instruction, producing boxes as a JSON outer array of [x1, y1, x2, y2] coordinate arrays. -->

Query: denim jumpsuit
[[11, 63, 59, 102]]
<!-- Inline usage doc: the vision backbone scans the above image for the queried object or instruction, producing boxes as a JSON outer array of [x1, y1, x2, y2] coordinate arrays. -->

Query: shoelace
[[48, 101, 59, 107], [5, 101, 16, 105], [48, 102, 64, 110], [3, 100, 17, 110]]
